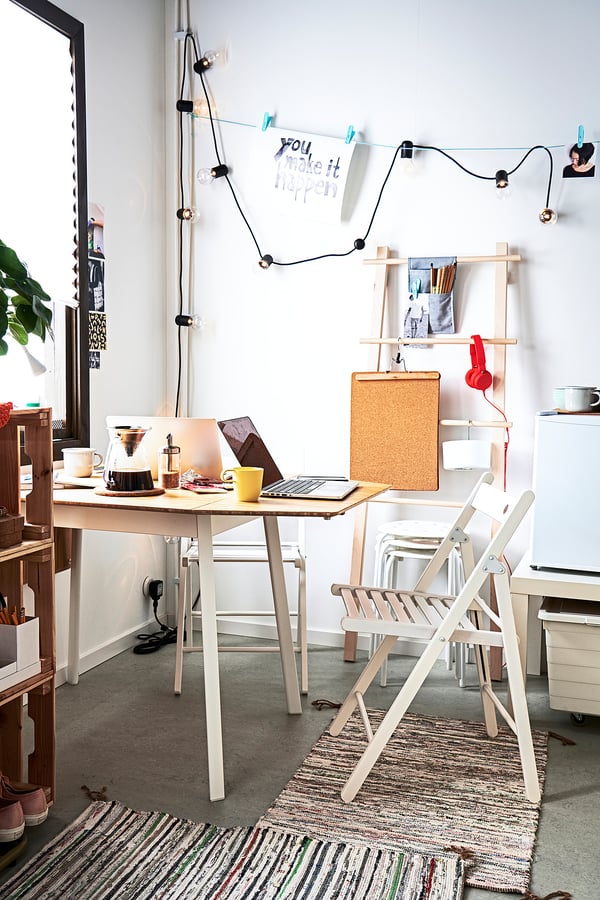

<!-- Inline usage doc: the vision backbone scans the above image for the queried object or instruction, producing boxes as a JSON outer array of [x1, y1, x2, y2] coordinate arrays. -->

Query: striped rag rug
[[258, 710, 548, 894], [0, 799, 465, 900]]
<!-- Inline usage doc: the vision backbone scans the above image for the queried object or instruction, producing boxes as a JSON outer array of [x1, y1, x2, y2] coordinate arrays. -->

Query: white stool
[[372, 521, 466, 686], [174, 539, 308, 696]]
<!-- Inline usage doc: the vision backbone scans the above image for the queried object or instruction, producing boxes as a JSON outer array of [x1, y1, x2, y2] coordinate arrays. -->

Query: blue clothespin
[[345, 125, 356, 145], [262, 112, 273, 132], [577, 124, 584, 148]]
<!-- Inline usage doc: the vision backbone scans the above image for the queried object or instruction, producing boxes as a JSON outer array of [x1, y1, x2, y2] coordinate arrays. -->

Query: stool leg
[[297, 558, 308, 694], [174, 558, 188, 695]]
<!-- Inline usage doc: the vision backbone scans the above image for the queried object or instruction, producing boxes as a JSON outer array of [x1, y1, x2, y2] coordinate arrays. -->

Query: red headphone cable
[[482, 391, 509, 490]]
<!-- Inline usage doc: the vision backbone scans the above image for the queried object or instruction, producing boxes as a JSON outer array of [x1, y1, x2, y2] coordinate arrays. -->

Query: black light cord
[[415, 142, 554, 208], [180, 38, 556, 271], [191, 37, 263, 257], [174, 32, 196, 417]]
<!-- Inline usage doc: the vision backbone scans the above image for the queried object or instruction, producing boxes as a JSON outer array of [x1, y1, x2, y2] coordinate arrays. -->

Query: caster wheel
[[570, 712, 586, 726]]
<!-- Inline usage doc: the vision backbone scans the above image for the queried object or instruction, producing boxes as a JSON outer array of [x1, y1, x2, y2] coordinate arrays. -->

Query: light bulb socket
[[175, 314, 193, 327], [176, 99, 193, 113], [400, 140, 414, 159], [495, 169, 509, 189], [176, 207, 199, 222], [539, 207, 558, 225], [259, 254, 273, 269], [193, 56, 212, 74], [211, 164, 229, 179], [354, 238, 366, 250]]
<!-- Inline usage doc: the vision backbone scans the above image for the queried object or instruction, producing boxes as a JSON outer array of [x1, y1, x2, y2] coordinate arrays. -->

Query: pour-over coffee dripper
[[103, 425, 154, 492]]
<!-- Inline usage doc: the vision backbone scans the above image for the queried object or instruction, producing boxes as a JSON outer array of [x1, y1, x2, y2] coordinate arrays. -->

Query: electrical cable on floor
[[133, 601, 178, 655]]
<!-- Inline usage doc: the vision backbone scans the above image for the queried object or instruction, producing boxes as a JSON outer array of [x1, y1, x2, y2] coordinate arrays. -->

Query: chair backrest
[[413, 473, 534, 594]]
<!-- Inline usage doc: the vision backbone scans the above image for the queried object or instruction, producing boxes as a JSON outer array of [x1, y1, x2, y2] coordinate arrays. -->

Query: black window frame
[[10, 0, 90, 456]]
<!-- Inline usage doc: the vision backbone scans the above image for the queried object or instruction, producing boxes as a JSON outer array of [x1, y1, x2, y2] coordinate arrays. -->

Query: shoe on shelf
[[0, 798, 25, 842], [0, 775, 48, 826]]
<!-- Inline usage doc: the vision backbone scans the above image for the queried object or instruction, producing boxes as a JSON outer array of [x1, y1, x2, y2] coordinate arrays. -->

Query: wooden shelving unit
[[0, 407, 55, 804]]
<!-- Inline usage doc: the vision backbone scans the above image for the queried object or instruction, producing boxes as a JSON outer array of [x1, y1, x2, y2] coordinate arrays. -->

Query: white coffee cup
[[62, 447, 104, 477], [563, 385, 600, 412], [552, 387, 566, 409]]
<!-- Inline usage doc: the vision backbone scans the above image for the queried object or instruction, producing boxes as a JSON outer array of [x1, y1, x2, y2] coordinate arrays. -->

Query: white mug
[[62, 447, 104, 478], [563, 385, 600, 412]]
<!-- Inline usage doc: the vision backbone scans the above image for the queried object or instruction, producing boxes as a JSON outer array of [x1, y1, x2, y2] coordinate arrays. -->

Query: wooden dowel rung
[[360, 337, 517, 346], [440, 419, 512, 428], [363, 254, 521, 266]]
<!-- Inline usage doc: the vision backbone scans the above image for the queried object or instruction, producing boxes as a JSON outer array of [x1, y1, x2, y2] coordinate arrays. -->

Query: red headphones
[[465, 334, 492, 391]]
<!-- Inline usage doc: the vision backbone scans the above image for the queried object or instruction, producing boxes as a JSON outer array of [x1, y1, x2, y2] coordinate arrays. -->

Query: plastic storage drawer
[[539, 596, 600, 716]]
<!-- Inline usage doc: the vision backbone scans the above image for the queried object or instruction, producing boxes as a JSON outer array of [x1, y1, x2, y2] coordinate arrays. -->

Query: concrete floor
[[0, 640, 597, 898]]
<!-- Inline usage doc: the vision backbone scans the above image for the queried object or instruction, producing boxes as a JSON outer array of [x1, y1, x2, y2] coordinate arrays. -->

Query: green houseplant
[[0, 239, 53, 356]]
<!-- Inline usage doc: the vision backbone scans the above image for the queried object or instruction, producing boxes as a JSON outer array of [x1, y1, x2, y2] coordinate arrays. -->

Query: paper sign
[[252, 127, 356, 223]]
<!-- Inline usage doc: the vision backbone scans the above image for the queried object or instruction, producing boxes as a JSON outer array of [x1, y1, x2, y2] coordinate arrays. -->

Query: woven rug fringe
[[444, 845, 475, 862], [547, 731, 576, 746], [520, 890, 572, 899]]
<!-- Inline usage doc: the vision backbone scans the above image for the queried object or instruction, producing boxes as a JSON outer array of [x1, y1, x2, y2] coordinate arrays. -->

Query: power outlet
[[142, 578, 164, 602]]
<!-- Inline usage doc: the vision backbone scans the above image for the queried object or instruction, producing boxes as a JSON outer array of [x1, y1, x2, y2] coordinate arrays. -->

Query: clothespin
[[261, 112, 273, 132], [345, 125, 356, 144], [577, 124, 584, 148]]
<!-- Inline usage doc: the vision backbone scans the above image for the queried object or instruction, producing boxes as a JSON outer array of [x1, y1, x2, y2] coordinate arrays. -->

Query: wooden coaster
[[94, 487, 165, 497]]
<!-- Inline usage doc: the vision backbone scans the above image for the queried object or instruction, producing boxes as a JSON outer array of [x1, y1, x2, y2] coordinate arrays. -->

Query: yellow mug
[[221, 466, 264, 502]]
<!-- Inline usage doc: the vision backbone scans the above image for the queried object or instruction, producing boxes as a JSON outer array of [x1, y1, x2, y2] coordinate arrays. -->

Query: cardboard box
[[539, 597, 600, 716]]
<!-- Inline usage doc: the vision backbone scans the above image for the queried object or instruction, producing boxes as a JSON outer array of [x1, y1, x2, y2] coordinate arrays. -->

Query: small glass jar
[[157, 434, 181, 489]]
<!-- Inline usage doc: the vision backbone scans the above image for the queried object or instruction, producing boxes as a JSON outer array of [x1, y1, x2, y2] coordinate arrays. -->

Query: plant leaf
[[0, 241, 28, 281], [8, 320, 29, 345], [32, 294, 53, 326]]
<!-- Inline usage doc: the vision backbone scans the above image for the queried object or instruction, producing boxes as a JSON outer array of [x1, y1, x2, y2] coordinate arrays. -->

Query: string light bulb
[[400, 139, 415, 175], [193, 49, 223, 73], [539, 207, 558, 225], [176, 207, 200, 222], [176, 98, 210, 118], [259, 254, 273, 269], [495, 169, 510, 198], [174, 313, 205, 329], [197, 164, 229, 184]]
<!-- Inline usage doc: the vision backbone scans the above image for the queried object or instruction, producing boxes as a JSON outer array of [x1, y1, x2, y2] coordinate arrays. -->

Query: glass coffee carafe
[[103, 425, 154, 492]]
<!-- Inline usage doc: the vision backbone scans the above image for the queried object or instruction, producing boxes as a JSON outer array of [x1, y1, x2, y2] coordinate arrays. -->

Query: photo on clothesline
[[562, 141, 596, 178]]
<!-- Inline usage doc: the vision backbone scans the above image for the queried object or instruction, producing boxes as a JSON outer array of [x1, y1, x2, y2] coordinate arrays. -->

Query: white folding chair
[[329, 472, 540, 804], [174, 537, 308, 695]]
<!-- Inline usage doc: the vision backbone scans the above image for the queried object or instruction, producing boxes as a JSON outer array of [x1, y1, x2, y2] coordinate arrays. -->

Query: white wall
[[50, 0, 168, 678], [170, 0, 600, 644], [46, 0, 600, 673]]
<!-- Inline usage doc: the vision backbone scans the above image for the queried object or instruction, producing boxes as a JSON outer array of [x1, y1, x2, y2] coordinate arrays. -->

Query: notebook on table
[[218, 416, 359, 500]]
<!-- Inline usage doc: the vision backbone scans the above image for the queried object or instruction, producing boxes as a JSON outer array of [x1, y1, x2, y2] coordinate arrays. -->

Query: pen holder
[[0, 616, 40, 671], [404, 256, 457, 345]]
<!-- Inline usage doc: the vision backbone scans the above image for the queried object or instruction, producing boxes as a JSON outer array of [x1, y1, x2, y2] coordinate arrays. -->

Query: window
[[0, 0, 89, 455]]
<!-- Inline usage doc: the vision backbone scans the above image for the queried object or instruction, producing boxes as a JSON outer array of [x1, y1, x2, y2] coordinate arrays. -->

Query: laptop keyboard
[[262, 478, 326, 497]]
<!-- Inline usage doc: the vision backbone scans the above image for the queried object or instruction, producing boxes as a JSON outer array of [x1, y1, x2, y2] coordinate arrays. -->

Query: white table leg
[[67, 528, 83, 685], [263, 516, 302, 715], [195, 516, 225, 801]]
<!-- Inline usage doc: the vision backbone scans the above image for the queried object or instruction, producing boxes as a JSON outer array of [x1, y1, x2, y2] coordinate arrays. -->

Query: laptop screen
[[217, 417, 283, 487]]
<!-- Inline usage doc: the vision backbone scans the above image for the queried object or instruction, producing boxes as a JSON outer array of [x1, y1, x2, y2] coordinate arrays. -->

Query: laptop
[[105, 416, 223, 481], [218, 416, 359, 500]]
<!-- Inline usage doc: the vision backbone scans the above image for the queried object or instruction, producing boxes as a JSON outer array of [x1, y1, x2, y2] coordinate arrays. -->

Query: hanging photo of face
[[562, 141, 596, 178]]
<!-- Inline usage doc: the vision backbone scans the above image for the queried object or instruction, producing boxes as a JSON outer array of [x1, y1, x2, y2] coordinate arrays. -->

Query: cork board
[[350, 372, 440, 490]]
